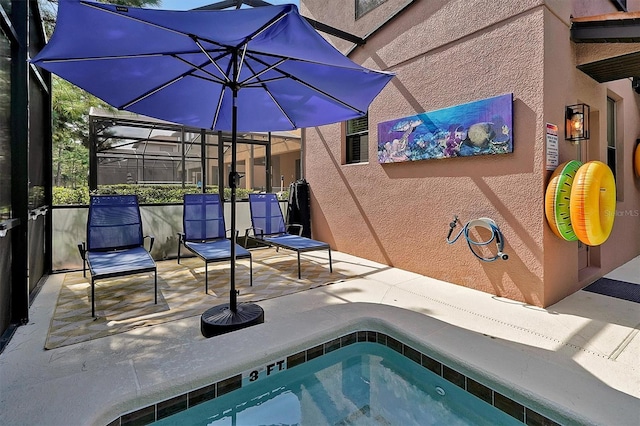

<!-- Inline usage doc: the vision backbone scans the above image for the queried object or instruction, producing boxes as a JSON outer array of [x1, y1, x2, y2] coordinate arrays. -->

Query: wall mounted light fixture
[[565, 103, 590, 142]]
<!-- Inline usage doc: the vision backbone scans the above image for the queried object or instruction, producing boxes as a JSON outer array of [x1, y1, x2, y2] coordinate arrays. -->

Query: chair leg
[[250, 255, 253, 286], [177, 242, 181, 264], [297, 251, 301, 279], [205, 263, 208, 294], [328, 248, 333, 273], [154, 270, 158, 304], [91, 278, 95, 317]]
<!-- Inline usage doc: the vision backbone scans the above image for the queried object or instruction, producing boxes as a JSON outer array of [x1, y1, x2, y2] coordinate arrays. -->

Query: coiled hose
[[446, 216, 508, 262]]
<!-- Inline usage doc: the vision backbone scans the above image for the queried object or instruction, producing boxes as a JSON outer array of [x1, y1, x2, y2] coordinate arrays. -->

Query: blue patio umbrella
[[32, 0, 393, 335]]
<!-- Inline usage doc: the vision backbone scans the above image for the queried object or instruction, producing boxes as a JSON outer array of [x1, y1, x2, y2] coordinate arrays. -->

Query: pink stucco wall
[[301, 0, 640, 307], [543, 0, 640, 305]]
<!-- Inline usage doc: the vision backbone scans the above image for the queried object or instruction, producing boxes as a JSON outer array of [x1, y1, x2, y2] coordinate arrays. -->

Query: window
[[356, 0, 387, 19], [611, 0, 627, 12], [346, 114, 369, 164], [606, 97, 621, 201]]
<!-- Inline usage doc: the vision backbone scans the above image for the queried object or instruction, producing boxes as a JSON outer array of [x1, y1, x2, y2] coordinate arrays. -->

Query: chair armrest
[[254, 227, 265, 239], [144, 235, 155, 252], [243, 228, 253, 246], [77, 242, 86, 260], [177, 232, 185, 244], [226, 228, 240, 240], [287, 224, 303, 236], [244, 227, 265, 246]]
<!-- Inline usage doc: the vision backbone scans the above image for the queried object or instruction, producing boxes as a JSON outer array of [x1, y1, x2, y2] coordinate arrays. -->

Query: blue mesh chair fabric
[[183, 193, 226, 241], [247, 193, 332, 279], [249, 193, 288, 236], [87, 194, 144, 250], [179, 193, 252, 292], [81, 195, 157, 317]]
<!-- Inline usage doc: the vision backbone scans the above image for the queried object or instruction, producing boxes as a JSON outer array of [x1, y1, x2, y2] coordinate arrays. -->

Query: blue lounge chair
[[246, 193, 332, 279], [78, 195, 157, 317], [178, 193, 252, 293]]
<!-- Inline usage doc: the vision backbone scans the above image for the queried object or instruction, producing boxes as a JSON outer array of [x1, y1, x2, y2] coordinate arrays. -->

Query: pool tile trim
[[113, 330, 560, 426]]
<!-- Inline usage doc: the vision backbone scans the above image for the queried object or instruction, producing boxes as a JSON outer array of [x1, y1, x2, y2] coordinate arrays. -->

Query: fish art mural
[[377, 94, 513, 163]]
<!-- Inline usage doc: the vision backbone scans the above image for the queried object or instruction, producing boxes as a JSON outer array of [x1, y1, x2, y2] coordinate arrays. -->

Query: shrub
[[53, 186, 90, 205], [52, 184, 264, 205]]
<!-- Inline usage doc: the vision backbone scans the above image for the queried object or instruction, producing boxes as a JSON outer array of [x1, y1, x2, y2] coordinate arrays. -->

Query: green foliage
[[53, 186, 90, 205], [29, 186, 46, 209], [41, 0, 265, 208], [40, 0, 162, 37], [42, 0, 161, 189], [53, 185, 256, 205], [97, 184, 204, 204], [53, 132, 89, 188], [52, 77, 111, 149], [222, 187, 252, 201], [51, 76, 101, 188]]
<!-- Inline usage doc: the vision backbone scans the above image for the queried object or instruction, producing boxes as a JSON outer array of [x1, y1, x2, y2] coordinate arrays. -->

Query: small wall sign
[[546, 123, 559, 170]]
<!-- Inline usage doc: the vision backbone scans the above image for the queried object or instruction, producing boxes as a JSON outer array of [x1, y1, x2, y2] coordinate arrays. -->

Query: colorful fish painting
[[390, 119, 423, 133], [377, 94, 513, 163]]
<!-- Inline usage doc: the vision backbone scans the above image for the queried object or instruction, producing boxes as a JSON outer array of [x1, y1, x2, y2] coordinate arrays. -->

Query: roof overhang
[[571, 11, 640, 43], [570, 11, 640, 85], [194, 0, 365, 45]]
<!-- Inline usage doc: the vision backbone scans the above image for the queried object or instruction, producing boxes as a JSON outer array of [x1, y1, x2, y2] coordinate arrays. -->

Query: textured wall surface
[[301, 0, 640, 307]]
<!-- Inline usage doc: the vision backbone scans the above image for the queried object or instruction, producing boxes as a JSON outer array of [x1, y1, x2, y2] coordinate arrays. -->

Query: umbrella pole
[[229, 85, 238, 313], [200, 49, 264, 338]]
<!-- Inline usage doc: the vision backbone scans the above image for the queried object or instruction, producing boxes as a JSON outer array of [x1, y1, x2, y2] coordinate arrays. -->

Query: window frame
[[345, 114, 369, 164], [355, 0, 388, 20], [606, 96, 622, 201], [611, 0, 627, 12]]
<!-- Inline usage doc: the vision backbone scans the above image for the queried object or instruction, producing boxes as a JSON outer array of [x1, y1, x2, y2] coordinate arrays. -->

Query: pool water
[[153, 342, 521, 425]]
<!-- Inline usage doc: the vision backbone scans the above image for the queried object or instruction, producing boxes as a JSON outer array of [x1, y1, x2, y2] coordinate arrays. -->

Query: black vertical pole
[[229, 50, 238, 313], [266, 132, 272, 193], [44, 70, 52, 274], [201, 128, 206, 193], [10, 0, 29, 324], [200, 43, 263, 338], [218, 131, 224, 201], [89, 116, 97, 191], [181, 127, 186, 189]]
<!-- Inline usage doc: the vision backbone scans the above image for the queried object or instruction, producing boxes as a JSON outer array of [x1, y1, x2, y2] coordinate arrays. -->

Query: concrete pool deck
[[1, 252, 639, 425]]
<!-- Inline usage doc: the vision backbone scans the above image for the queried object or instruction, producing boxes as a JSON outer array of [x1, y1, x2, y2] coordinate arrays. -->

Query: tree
[[41, 0, 161, 189], [40, 0, 161, 34]]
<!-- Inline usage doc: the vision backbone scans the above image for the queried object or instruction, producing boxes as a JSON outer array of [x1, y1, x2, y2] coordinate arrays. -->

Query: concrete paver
[[0, 253, 638, 426]]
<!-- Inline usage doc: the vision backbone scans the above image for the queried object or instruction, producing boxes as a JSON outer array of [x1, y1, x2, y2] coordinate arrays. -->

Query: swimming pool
[[115, 330, 559, 425]]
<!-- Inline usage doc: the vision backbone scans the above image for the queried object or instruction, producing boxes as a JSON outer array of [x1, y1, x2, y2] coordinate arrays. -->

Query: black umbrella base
[[201, 303, 265, 338]]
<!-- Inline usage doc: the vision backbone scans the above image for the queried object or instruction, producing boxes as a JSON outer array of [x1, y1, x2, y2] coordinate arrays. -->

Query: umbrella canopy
[[32, 0, 393, 325], [33, 0, 393, 131]]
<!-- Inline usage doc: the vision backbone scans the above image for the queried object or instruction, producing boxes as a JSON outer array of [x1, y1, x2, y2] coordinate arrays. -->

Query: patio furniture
[[78, 195, 157, 317], [33, 1, 390, 335], [178, 193, 253, 293], [246, 193, 332, 279]]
